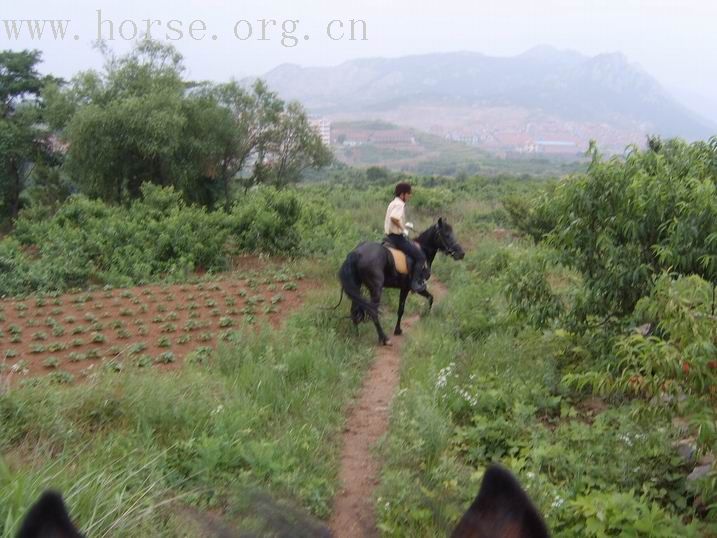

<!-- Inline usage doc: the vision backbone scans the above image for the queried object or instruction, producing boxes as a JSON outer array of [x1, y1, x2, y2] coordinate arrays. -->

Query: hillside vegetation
[[377, 137, 717, 536]]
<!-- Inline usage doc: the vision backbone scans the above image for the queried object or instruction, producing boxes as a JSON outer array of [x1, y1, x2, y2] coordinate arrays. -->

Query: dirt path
[[329, 280, 448, 538]]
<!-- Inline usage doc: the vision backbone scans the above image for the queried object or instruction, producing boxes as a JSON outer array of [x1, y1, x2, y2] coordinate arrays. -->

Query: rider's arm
[[390, 216, 403, 232]]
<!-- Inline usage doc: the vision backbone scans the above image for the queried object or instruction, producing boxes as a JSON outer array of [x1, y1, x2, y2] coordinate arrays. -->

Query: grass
[[0, 274, 375, 536]]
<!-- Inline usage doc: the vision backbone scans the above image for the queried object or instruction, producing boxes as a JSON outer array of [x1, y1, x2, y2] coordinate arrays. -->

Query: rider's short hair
[[394, 182, 412, 198]]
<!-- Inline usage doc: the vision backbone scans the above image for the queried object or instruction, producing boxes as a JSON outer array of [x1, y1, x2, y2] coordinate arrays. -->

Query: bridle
[[434, 224, 458, 257]]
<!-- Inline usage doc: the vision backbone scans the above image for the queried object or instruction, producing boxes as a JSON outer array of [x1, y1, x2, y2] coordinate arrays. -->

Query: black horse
[[338, 218, 465, 345]]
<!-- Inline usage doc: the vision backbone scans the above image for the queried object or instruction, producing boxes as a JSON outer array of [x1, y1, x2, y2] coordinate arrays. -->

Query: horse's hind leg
[[368, 284, 390, 345], [350, 300, 365, 324]]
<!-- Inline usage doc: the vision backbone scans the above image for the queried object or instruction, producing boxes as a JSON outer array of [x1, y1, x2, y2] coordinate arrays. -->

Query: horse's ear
[[438, 217, 444, 227], [451, 464, 549, 538], [17, 491, 84, 538]]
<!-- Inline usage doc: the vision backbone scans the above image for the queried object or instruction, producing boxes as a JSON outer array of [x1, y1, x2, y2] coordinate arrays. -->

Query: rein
[[433, 224, 457, 257]]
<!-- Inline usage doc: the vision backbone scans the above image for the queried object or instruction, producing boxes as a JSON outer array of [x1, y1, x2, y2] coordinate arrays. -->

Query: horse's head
[[436, 218, 465, 260]]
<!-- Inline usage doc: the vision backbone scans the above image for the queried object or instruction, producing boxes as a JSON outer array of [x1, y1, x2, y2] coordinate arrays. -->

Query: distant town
[[311, 115, 643, 158]]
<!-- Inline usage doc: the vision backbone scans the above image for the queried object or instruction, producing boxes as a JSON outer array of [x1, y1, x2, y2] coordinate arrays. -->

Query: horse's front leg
[[394, 286, 410, 336], [417, 288, 434, 313]]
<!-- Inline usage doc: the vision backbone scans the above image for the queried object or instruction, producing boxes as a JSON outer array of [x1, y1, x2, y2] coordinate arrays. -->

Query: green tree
[[260, 101, 333, 187], [206, 80, 284, 205], [0, 49, 57, 220], [49, 40, 226, 205], [48, 40, 331, 207]]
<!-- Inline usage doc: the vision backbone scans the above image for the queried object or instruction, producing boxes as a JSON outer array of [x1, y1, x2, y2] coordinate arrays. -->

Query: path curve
[[329, 280, 448, 537]]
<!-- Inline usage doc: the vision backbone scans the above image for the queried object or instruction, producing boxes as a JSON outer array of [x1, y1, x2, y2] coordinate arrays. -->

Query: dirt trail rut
[[329, 280, 448, 538]]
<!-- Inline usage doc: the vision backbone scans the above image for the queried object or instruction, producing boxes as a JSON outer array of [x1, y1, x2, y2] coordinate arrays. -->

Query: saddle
[[382, 236, 414, 276]]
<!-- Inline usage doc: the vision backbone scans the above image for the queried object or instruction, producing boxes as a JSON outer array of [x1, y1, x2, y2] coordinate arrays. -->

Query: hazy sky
[[3, 0, 716, 108]]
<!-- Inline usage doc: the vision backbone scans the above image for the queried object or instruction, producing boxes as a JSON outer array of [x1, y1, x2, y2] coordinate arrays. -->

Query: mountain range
[[246, 46, 715, 155]]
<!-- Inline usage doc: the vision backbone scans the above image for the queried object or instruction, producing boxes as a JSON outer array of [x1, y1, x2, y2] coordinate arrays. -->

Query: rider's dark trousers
[[387, 234, 427, 272]]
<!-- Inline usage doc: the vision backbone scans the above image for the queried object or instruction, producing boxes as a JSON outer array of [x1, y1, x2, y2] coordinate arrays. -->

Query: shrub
[[540, 139, 717, 319], [229, 188, 301, 254]]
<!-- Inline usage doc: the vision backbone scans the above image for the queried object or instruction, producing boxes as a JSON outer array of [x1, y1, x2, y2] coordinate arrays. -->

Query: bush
[[539, 139, 717, 318], [3, 184, 346, 294], [502, 251, 564, 328], [230, 188, 301, 254]]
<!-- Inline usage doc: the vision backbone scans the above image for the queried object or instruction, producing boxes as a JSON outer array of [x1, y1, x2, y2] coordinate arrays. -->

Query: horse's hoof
[[383, 338, 392, 346], [394, 328, 402, 336]]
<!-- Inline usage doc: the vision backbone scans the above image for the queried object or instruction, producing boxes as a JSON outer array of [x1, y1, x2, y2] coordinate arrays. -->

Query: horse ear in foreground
[[16, 490, 84, 538], [451, 464, 549, 538], [16, 464, 547, 537]]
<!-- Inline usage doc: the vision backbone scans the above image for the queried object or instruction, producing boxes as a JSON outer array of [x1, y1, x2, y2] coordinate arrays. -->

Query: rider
[[384, 182, 428, 293]]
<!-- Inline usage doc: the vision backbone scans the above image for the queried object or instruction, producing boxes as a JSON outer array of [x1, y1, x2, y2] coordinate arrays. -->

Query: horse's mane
[[416, 223, 437, 245]]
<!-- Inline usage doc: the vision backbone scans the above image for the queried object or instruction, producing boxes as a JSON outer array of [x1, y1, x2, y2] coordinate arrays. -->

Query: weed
[[43, 356, 60, 369], [47, 342, 67, 353], [157, 352, 175, 364], [117, 328, 131, 339], [48, 371, 74, 384], [135, 354, 153, 368], [32, 331, 49, 341], [129, 342, 148, 355], [105, 360, 123, 372], [68, 352, 85, 362], [160, 323, 177, 333]]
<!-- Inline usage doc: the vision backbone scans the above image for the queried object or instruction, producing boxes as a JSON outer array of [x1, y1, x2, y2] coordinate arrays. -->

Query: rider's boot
[[410, 265, 427, 293]]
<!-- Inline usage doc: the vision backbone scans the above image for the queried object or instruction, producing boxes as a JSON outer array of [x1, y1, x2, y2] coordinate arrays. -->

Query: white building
[[309, 117, 332, 146]]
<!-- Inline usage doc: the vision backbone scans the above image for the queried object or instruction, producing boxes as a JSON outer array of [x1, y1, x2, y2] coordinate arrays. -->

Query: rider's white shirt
[[384, 197, 405, 235]]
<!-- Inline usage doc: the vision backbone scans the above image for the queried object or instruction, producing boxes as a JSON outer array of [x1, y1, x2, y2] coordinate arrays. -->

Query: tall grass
[[0, 284, 374, 535]]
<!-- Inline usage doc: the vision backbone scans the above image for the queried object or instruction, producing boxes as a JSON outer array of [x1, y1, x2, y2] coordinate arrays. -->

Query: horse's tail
[[338, 251, 377, 319], [324, 287, 344, 311]]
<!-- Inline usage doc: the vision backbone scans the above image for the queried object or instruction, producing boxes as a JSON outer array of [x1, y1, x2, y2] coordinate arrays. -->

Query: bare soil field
[[0, 267, 312, 387]]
